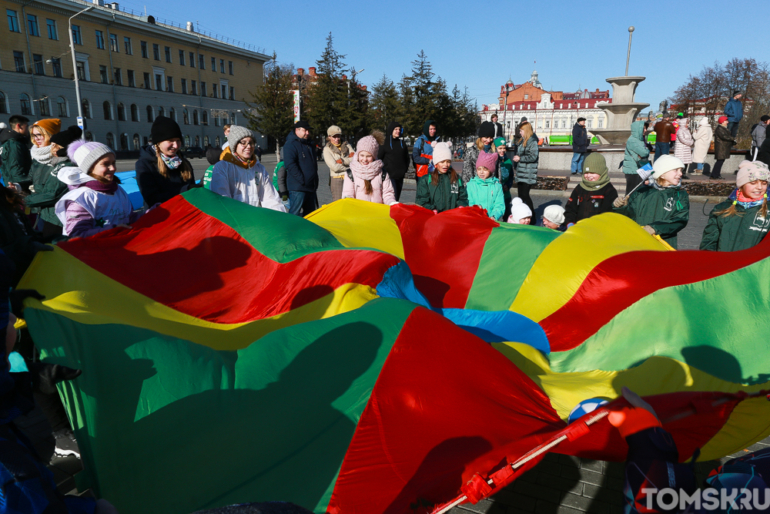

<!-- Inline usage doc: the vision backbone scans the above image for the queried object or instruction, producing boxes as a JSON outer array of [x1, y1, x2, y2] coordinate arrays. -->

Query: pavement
[[19, 156, 754, 511]]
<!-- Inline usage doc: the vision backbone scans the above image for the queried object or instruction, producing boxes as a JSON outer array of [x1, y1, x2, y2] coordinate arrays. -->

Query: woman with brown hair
[[513, 121, 539, 223], [136, 116, 197, 207]]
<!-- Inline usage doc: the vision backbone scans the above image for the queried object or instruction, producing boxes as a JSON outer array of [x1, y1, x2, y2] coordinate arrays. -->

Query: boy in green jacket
[[467, 151, 504, 220], [495, 137, 514, 218], [416, 142, 468, 213]]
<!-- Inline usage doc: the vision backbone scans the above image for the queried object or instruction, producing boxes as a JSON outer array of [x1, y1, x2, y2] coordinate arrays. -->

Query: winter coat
[[692, 119, 713, 163], [0, 130, 32, 188], [751, 123, 768, 151], [758, 138, 770, 167], [499, 155, 514, 188], [572, 123, 588, 153], [674, 126, 694, 164], [0, 205, 42, 285], [416, 173, 468, 213], [623, 121, 651, 175], [25, 158, 70, 227], [467, 176, 505, 220], [412, 120, 440, 178], [135, 145, 197, 207], [713, 124, 735, 160], [322, 141, 354, 180], [724, 98, 744, 123], [462, 145, 500, 184], [274, 161, 287, 195], [700, 195, 769, 251], [515, 136, 539, 185], [341, 169, 396, 205], [492, 121, 504, 139], [378, 122, 410, 181], [564, 182, 618, 225], [614, 185, 689, 248], [653, 120, 675, 143], [209, 150, 287, 212], [283, 131, 318, 193]]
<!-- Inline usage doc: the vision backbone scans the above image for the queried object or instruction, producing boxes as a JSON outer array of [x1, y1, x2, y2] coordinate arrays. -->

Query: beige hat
[[327, 125, 342, 136]]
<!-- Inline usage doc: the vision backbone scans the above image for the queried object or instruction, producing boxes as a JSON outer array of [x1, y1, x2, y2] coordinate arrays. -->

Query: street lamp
[[69, 5, 94, 126], [625, 26, 634, 76]]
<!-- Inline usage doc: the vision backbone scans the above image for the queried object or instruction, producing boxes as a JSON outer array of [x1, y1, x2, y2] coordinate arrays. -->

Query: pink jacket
[[342, 172, 397, 205]]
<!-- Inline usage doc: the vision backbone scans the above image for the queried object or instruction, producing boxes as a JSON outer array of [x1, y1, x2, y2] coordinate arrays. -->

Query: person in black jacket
[[284, 120, 319, 216], [490, 114, 505, 139], [571, 118, 588, 175], [378, 122, 410, 201], [564, 152, 618, 227], [135, 116, 197, 207]]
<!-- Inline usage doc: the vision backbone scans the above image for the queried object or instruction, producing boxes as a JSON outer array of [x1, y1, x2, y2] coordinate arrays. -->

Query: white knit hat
[[509, 197, 532, 223], [543, 205, 565, 225], [652, 155, 684, 180], [432, 142, 453, 163]]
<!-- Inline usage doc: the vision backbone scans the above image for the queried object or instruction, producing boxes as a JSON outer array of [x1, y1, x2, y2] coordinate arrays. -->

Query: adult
[[653, 114, 675, 160], [136, 116, 197, 207], [27, 125, 82, 238], [462, 122, 498, 184], [513, 121, 539, 224], [490, 114, 504, 139], [622, 120, 651, 195], [674, 118, 694, 178], [209, 125, 286, 212], [691, 118, 713, 175], [0, 115, 31, 191], [378, 122, 410, 201], [711, 116, 735, 180], [412, 119, 440, 182], [27, 119, 62, 207], [255, 145, 263, 161], [571, 117, 588, 175], [724, 91, 743, 138], [284, 120, 319, 216], [222, 124, 231, 150], [751, 115, 770, 158], [322, 125, 354, 202]]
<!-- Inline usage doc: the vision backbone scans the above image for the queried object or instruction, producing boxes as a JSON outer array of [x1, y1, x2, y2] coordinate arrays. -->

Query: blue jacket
[[412, 134, 441, 166], [283, 131, 318, 193], [725, 98, 744, 123]]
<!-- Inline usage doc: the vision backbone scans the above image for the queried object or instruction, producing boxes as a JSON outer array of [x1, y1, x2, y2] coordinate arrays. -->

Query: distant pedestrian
[[512, 121, 539, 224], [222, 124, 231, 150], [255, 145, 262, 161], [571, 117, 588, 175], [564, 152, 618, 227], [751, 115, 770, 159], [378, 122, 410, 201], [416, 142, 467, 213], [724, 91, 743, 138], [711, 116, 736, 180], [692, 118, 713, 175], [674, 118, 694, 178], [343, 133, 396, 205], [0, 115, 31, 191], [284, 120, 319, 216], [201, 147, 221, 189], [490, 114, 504, 139], [462, 122, 499, 184], [412, 120, 440, 183], [653, 114, 675, 160], [622, 121, 651, 195], [323, 125, 354, 202]]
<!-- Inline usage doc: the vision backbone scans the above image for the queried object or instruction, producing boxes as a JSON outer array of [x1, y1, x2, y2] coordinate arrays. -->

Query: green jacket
[[0, 206, 42, 285], [25, 159, 71, 227], [202, 164, 215, 189], [0, 132, 32, 187], [623, 120, 650, 175], [499, 157, 514, 187], [515, 137, 539, 185], [416, 173, 468, 213], [700, 198, 769, 251], [467, 176, 505, 220], [614, 185, 689, 248]]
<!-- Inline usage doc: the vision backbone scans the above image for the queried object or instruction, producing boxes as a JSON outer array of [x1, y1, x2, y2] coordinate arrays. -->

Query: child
[[55, 140, 141, 238], [508, 197, 532, 225], [342, 132, 396, 205], [564, 152, 618, 227], [541, 205, 565, 231], [613, 154, 690, 249], [495, 137, 514, 218], [201, 146, 221, 189], [274, 160, 288, 200], [467, 151, 504, 220], [462, 122, 499, 184], [416, 142, 468, 213], [700, 160, 770, 251]]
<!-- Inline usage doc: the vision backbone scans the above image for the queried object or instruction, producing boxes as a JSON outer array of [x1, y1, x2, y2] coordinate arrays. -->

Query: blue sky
[[124, 0, 767, 111]]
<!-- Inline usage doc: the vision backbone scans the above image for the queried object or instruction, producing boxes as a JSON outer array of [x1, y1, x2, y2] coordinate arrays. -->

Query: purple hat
[[476, 151, 498, 173]]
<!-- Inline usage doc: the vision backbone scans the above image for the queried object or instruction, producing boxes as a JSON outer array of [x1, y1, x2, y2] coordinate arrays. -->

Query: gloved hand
[[9, 289, 45, 318], [26, 361, 82, 394], [643, 225, 656, 235], [31, 242, 53, 254], [613, 196, 628, 208]]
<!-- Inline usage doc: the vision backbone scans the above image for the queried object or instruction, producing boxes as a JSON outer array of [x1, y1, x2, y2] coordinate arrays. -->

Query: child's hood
[[57, 165, 92, 186], [471, 175, 500, 186]]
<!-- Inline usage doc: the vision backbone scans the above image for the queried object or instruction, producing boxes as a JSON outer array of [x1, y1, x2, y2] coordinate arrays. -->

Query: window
[[46, 19, 57, 40], [113, 68, 122, 85], [194, 135, 200, 147], [124, 36, 132, 55], [26, 14, 38, 37], [201, 111, 208, 125], [155, 73, 163, 91], [76, 61, 86, 80], [184, 135, 190, 147], [82, 99, 90, 118], [7, 10, 20, 33], [143, 72, 150, 89], [168, 107, 175, 121], [191, 80, 197, 95], [181, 78, 187, 94], [33, 54, 44, 75], [193, 110, 199, 125], [215, 136, 220, 148], [178, 50, 185, 66], [130, 104, 138, 122], [220, 59, 224, 73], [189, 52, 195, 68], [212, 85, 217, 98], [524, 94, 528, 100], [229, 86, 234, 101], [100, 65, 108, 84], [140, 41, 148, 58], [164, 46, 171, 63], [133, 134, 140, 150], [211, 57, 216, 71], [598, 118, 604, 128], [153, 43, 159, 60], [221, 84, 226, 99], [587, 119, 593, 129], [51, 58, 62, 77], [72, 25, 82, 45], [120, 134, 128, 150], [109, 33, 118, 52], [201, 82, 206, 97], [166, 76, 173, 92], [127, 70, 135, 87], [146, 105, 153, 122], [106, 133, 114, 149], [57, 96, 67, 117], [13, 51, 25, 73], [158, 107, 164, 118], [103, 101, 112, 120], [20, 94, 32, 115], [545, 120, 550, 129], [214, 115, 220, 127], [228, 61, 233, 75], [203, 135, 209, 147], [84, 131, 93, 141], [95, 30, 104, 49], [198, 54, 204, 69], [117, 103, 125, 121], [182, 109, 189, 124], [38, 97, 49, 116], [230, 113, 235, 124]]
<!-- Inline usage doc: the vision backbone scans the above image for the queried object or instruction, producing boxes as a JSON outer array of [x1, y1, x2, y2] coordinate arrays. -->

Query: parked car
[[183, 146, 206, 158]]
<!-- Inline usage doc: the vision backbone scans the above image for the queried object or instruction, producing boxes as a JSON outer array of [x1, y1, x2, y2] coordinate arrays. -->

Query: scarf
[[31, 144, 63, 166], [732, 189, 766, 209], [581, 171, 611, 191], [220, 147, 256, 170], [155, 145, 183, 170], [80, 179, 118, 194], [349, 153, 383, 181], [651, 179, 680, 191]]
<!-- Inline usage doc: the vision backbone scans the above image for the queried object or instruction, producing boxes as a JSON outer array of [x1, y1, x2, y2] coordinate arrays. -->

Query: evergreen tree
[[409, 50, 438, 134], [304, 33, 349, 137], [369, 74, 401, 130], [398, 74, 417, 137], [337, 72, 370, 136], [245, 53, 295, 153]]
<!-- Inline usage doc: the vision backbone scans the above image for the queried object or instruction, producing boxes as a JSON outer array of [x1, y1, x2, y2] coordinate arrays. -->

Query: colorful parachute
[[19, 190, 770, 514]]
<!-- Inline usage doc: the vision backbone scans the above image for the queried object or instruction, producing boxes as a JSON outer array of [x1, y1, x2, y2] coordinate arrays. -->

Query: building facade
[[0, 0, 270, 151], [479, 71, 612, 143]]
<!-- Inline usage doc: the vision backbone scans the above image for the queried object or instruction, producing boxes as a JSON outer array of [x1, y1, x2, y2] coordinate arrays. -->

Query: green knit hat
[[581, 152, 610, 191], [494, 137, 506, 148]]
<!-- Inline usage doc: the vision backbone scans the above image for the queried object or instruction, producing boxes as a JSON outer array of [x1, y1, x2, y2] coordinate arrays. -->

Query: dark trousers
[[516, 182, 536, 224], [625, 173, 644, 196], [391, 177, 404, 202], [288, 191, 317, 217], [712, 160, 725, 179], [728, 122, 739, 138], [654, 142, 670, 161]]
